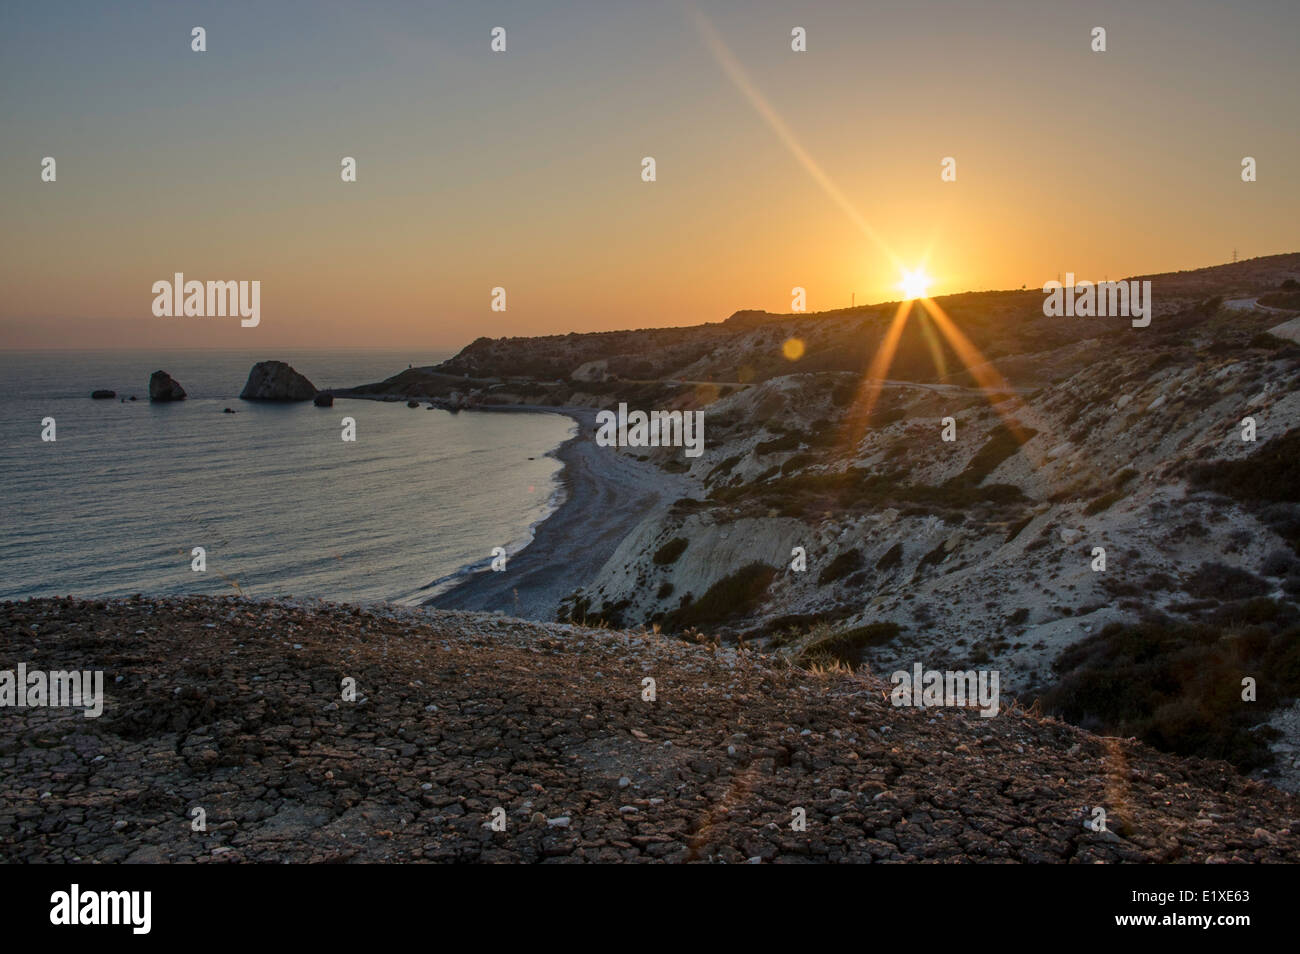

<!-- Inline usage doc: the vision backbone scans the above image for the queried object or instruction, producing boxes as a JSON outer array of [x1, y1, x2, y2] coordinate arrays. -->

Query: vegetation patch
[[663, 563, 777, 631], [1004, 513, 1034, 543], [708, 467, 1026, 521], [1183, 562, 1271, 601], [950, 423, 1039, 488], [1187, 430, 1300, 551], [796, 622, 901, 670], [653, 537, 689, 565], [1039, 613, 1300, 771], [818, 549, 863, 585], [875, 542, 904, 570], [1084, 489, 1125, 516], [755, 432, 803, 454]]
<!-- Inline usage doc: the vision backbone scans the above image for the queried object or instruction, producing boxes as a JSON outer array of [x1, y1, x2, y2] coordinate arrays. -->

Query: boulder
[[239, 361, 318, 402], [148, 371, 186, 402], [91, 389, 116, 400], [313, 391, 334, 407]]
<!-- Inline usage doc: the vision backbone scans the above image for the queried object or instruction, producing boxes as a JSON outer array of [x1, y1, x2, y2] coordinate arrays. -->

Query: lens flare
[[900, 268, 931, 300]]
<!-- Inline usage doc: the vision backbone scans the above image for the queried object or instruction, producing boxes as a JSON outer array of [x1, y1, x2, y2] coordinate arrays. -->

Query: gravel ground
[[2, 595, 1298, 863]]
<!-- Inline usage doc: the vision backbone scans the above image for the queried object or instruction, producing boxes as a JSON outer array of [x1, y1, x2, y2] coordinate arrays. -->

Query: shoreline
[[421, 404, 690, 621]]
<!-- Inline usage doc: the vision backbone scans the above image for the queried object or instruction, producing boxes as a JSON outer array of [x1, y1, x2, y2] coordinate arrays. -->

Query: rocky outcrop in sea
[[240, 360, 318, 402], [148, 371, 186, 402]]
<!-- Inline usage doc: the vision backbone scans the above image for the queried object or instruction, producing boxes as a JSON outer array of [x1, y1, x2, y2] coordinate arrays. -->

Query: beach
[[426, 407, 693, 620]]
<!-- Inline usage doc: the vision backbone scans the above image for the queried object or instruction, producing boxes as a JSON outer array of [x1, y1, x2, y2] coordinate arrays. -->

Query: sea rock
[[407, 400, 420, 408], [91, 390, 116, 400], [313, 391, 334, 407], [148, 371, 186, 403], [239, 361, 317, 402]]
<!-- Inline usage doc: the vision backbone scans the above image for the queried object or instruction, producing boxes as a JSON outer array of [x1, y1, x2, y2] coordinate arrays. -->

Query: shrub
[[875, 542, 904, 570], [755, 432, 803, 454], [1084, 489, 1125, 516], [1183, 562, 1271, 601], [1038, 618, 1300, 771], [818, 549, 863, 585], [1262, 549, 1298, 578], [780, 453, 814, 476], [1003, 512, 1034, 543], [796, 622, 901, 670], [950, 423, 1039, 488], [1188, 430, 1300, 505], [912, 540, 949, 579], [663, 563, 777, 630], [653, 537, 689, 565]]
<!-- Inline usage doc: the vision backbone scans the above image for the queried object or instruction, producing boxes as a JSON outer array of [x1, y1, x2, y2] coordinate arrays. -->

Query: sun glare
[[900, 268, 931, 300]]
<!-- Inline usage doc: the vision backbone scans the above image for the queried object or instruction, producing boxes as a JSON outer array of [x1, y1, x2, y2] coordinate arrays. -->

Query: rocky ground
[[3, 596, 1299, 863]]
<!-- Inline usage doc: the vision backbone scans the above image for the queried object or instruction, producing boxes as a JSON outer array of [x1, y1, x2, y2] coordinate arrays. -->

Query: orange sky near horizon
[[1, 1, 1297, 351]]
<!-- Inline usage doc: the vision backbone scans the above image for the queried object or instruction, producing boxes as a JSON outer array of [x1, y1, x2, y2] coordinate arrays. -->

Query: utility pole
[[1232, 248, 1238, 264], [851, 292, 855, 308]]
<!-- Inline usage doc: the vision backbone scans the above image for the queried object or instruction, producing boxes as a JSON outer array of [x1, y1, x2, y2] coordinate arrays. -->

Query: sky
[[1, 0, 1297, 350]]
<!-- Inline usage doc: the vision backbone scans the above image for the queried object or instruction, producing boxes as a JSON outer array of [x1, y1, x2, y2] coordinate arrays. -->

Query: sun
[[899, 268, 931, 300]]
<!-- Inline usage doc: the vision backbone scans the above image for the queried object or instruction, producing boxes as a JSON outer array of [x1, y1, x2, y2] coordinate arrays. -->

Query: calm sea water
[[0, 351, 572, 604]]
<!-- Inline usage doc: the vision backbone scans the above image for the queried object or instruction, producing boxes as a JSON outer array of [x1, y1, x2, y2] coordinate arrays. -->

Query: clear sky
[[2, 0, 1297, 350]]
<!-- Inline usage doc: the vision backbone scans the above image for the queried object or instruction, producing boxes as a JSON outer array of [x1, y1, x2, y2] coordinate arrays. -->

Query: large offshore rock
[[239, 361, 318, 402], [148, 371, 186, 402]]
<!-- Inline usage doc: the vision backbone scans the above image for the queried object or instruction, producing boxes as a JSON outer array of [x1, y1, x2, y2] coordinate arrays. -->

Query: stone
[[148, 371, 186, 402], [239, 361, 318, 402]]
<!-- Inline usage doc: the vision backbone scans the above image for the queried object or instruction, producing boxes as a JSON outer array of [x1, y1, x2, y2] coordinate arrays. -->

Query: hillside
[[344, 253, 1300, 792]]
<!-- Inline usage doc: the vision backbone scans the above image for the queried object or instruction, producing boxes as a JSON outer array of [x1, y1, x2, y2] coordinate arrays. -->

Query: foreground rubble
[[2, 596, 1298, 863]]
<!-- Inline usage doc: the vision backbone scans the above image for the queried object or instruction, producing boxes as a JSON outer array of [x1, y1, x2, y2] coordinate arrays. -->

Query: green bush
[[1084, 489, 1125, 516], [950, 423, 1039, 488], [755, 432, 803, 454], [663, 563, 777, 630], [875, 542, 903, 570], [653, 537, 689, 565], [797, 622, 901, 670], [1188, 430, 1300, 504], [1184, 562, 1270, 601], [1039, 616, 1300, 771], [818, 549, 863, 585]]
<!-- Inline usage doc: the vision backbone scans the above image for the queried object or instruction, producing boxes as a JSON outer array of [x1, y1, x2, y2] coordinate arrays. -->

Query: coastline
[[423, 404, 690, 620]]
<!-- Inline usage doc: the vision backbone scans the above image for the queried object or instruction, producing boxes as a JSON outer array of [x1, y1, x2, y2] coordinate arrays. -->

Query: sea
[[0, 350, 573, 604]]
